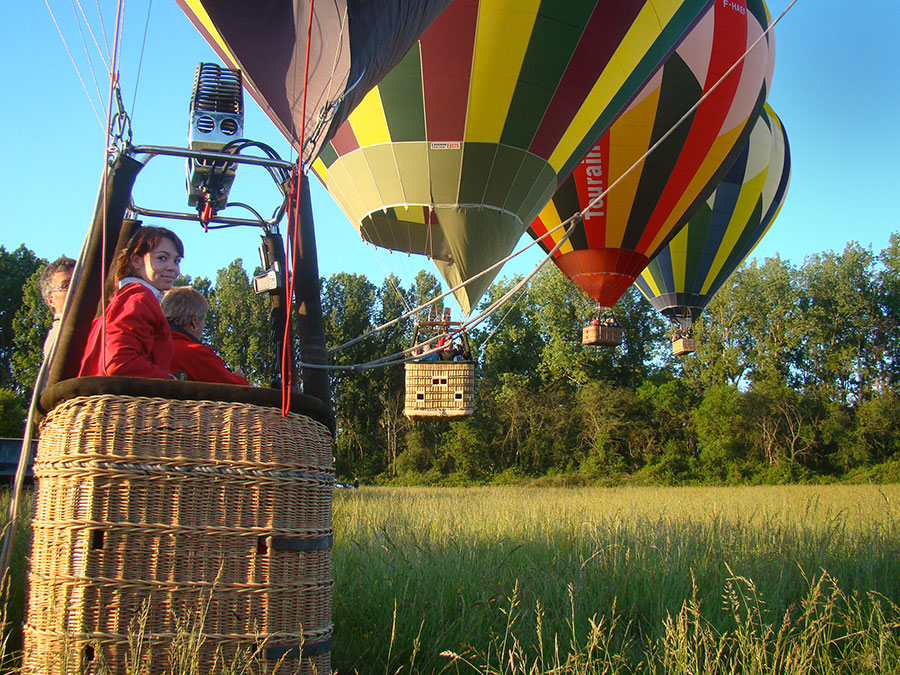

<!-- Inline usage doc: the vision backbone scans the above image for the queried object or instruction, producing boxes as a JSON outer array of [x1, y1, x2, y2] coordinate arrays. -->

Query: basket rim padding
[[39, 376, 332, 431]]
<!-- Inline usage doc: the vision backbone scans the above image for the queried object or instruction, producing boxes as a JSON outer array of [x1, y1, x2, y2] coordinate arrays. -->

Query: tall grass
[[3, 485, 899, 672], [331, 485, 900, 673]]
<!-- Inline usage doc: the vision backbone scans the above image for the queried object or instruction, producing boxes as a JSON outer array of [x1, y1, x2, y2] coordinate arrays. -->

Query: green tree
[[11, 266, 52, 396], [0, 245, 43, 389], [0, 388, 27, 437], [207, 259, 272, 386]]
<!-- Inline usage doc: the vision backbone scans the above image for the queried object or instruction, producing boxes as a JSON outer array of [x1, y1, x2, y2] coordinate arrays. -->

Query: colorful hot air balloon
[[528, 0, 773, 310], [176, 0, 454, 163], [635, 102, 790, 329], [311, 0, 715, 314]]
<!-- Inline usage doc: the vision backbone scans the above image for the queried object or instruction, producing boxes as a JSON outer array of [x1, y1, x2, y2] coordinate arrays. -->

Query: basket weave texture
[[24, 393, 334, 675], [403, 361, 475, 418]]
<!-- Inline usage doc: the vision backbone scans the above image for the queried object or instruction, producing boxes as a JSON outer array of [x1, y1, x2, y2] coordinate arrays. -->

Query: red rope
[[281, 0, 316, 417]]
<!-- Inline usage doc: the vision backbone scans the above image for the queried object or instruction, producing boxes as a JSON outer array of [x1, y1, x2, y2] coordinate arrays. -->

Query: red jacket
[[79, 282, 173, 379], [169, 328, 249, 386]]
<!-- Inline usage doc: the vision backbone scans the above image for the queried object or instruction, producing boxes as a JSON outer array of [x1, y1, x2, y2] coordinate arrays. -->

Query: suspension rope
[[328, 217, 574, 356], [308, 214, 580, 372], [70, 0, 107, 106], [44, 0, 105, 129], [129, 0, 154, 121], [281, 0, 316, 416]]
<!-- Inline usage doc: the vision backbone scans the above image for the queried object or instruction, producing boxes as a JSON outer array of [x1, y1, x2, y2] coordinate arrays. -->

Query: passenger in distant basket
[[79, 226, 183, 379], [161, 286, 249, 386]]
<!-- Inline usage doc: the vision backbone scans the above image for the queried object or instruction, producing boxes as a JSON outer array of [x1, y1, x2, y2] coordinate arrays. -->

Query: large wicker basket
[[24, 392, 334, 674]]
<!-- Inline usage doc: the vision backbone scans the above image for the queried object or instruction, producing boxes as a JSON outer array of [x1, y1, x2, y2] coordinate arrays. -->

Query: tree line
[[2, 233, 898, 485]]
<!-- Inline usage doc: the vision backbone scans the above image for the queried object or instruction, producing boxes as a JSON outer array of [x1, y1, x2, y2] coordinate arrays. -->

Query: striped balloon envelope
[[635, 102, 791, 327], [528, 0, 774, 309], [311, 0, 715, 314], [176, 0, 453, 164]]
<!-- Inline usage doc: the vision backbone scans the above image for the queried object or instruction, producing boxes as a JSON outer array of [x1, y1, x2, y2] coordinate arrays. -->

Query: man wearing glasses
[[39, 256, 76, 359]]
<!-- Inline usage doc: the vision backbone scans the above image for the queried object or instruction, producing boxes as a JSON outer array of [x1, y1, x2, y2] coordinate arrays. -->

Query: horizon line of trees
[[2, 232, 899, 485]]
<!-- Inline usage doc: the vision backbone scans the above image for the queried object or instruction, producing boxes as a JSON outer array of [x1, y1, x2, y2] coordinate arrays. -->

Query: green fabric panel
[[458, 143, 499, 206], [684, 203, 712, 292], [482, 145, 526, 210], [363, 145, 407, 208], [390, 142, 432, 205], [319, 143, 338, 169], [517, 159, 558, 226], [361, 212, 450, 259], [380, 46, 427, 142], [428, 146, 463, 205], [324, 155, 370, 227], [501, 0, 593, 149], [504, 151, 544, 214], [432, 206, 525, 313], [337, 150, 384, 222]]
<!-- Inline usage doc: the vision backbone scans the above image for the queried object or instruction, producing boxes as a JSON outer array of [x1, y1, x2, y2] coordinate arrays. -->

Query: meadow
[[2, 485, 900, 673]]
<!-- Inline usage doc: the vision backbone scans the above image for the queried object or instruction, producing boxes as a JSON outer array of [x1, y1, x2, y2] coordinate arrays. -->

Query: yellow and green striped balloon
[[635, 103, 791, 327], [312, 0, 714, 313]]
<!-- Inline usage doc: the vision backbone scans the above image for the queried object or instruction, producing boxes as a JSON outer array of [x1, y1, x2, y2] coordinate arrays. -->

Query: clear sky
[[1, 1, 898, 310]]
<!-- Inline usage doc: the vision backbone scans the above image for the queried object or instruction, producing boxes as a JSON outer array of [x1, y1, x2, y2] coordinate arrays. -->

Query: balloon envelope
[[635, 102, 791, 326], [176, 0, 453, 163], [312, 0, 715, 313], [528, 0, 773, 308]]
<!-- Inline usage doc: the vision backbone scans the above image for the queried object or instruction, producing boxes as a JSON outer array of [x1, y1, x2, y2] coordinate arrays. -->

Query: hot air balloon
[[635, 102, 790, 354], [311, 0, 716, 314], [176, 0, 454, 163], [528, 0, 774, 340]]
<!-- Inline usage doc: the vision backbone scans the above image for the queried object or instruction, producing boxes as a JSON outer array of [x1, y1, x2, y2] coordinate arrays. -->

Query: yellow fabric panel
[[700, 167, 767, 294], [465, 0, 541, 143], [536, 201, 575, 255], [311, 158, 328, 182], [606, 87, 660, 247], [639, 266, 663, 297], [396, 205, 427, 225], [182, 0, 238, 65], [645, 121, 743, 253], [347, 87, 391, 147], [547, 0, 681, 172]]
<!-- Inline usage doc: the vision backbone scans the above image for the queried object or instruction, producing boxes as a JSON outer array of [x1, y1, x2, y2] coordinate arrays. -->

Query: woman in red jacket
[[79, 226, 184, 379]]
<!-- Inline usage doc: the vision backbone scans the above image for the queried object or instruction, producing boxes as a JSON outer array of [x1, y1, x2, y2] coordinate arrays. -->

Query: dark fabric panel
[[683, 202, 712, 292], [501, 0, 595, 151], [622, 55, 697, 251], [380, 46, 426, 142], [524, 0, 638, 158], [39, 376, 332, 432], [552, 179, 588, 252], [458, 143, 498, 205], [47, 156, 144, 388]]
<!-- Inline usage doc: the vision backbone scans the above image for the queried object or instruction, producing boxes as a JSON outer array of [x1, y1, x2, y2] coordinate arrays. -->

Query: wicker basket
[[403, 361, 475, 419], [582, 324, 623, 347], [672, 337, 695, 356], [23, 393, 334, 674]]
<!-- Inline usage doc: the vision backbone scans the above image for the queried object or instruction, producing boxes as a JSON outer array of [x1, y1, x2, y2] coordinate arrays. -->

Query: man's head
[[39, 256, 76, 317], [161, 286, 209, 340]]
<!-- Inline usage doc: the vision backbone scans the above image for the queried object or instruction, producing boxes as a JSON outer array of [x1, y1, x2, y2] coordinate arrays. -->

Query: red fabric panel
[[420, 0, 479, 140]]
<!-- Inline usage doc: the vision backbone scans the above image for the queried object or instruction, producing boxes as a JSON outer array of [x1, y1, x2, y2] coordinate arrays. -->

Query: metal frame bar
[[126, 144, 295, 229]]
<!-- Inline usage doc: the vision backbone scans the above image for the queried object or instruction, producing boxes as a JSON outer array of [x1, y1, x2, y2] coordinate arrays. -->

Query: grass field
[[331, 485, 900, 674], [3, 485, 900, 673]]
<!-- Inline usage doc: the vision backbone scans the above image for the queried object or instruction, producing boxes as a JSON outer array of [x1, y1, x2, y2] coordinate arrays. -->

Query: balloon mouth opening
[[554, 249, 649, 307]]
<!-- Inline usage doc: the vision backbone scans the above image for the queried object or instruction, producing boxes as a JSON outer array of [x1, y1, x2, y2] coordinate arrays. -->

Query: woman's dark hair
[[114, 226, 184, 283]]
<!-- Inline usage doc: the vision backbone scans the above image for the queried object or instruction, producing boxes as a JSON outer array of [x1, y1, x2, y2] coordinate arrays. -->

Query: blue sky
[[1, 1, 898, 311]]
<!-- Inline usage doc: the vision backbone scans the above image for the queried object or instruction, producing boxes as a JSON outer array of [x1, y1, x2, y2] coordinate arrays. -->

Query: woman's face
[[130, 237, 182, 291]]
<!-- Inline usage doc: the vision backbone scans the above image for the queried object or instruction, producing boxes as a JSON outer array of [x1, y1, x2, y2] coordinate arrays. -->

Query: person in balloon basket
[[37, 255, 76, 392], [161, 286, 249, 386], [78, 226, 183, 379]]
